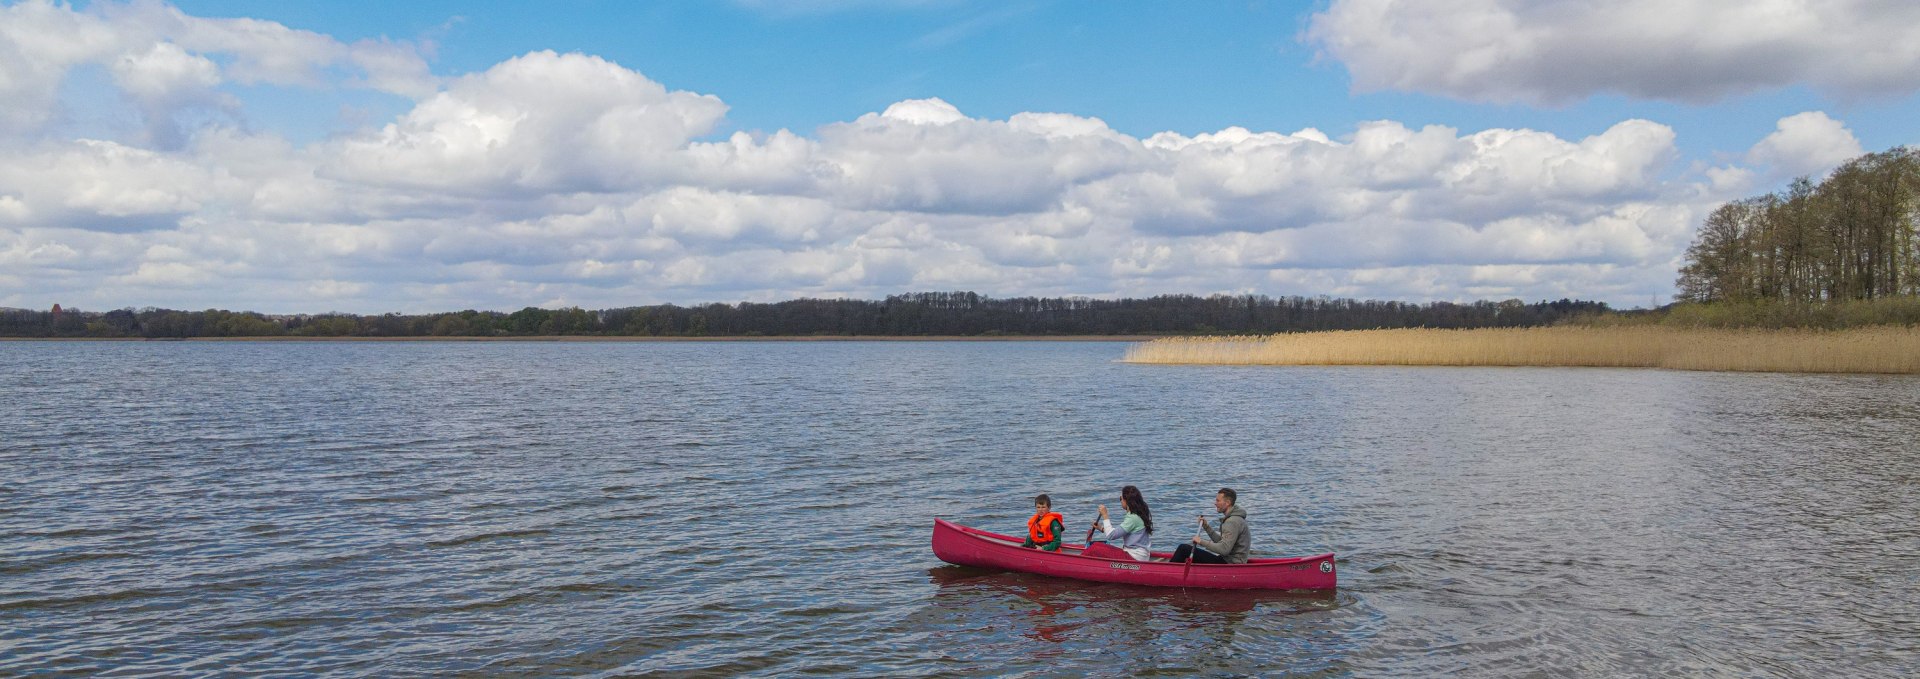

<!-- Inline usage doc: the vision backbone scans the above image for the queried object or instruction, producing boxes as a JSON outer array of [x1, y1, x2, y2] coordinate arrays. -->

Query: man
[[1170, 488, 1250, 564]]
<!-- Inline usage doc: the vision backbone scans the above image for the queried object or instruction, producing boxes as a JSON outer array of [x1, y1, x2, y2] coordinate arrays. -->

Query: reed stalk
[[1121, 326, 1920, 374]]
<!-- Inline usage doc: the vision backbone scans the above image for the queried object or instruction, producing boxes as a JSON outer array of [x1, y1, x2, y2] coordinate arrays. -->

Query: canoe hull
[[931, 518, 1335, 590]]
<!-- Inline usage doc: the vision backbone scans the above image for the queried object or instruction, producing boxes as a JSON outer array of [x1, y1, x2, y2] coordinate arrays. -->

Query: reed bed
[[1122, 326, 1920, 374]]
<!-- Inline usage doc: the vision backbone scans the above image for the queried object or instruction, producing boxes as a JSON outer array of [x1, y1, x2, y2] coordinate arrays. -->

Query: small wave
[[21, 526, 126, 539], [426, 528, 553, 548], [599, 513, 657, 522], [341, 495, 427, 504], [778, 603, 875, 618], [793, 502, 858, 511], [0, 586, 170, 612], [0, 550, 137, 575], [549, 581, 645, 595], [437, 590, 551, 615]]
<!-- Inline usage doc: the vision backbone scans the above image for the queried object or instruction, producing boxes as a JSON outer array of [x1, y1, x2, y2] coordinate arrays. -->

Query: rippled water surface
[[3, 341, 1918, 676]]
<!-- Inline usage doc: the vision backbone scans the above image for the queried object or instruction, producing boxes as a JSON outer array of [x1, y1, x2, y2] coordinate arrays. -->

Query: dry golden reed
[[1122, 326, 1920, 374]]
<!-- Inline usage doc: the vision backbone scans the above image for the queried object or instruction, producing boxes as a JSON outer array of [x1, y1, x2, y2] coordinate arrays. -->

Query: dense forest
[[0, 293, 1608, 338], [1677, 147, 1919, 303]]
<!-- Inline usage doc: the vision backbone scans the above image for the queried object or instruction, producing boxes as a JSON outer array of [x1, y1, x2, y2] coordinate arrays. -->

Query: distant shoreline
[[0, 335, 1161, 343]]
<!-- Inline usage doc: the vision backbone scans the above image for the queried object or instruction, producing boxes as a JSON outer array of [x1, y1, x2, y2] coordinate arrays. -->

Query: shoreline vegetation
[[0, 334, 1157, 342], [0, 292, 1607, 339], [1121, 298, 1920, 374], [1123, 326, 1920, 374], [6, 299, 1916, 374], [5, 296, 1919, 375]]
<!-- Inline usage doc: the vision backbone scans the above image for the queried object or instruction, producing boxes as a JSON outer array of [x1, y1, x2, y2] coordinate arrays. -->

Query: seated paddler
[[1094, 485, 1154, 561], [1171, 487, 1251, 565], [1020, 493, 1065, 551]]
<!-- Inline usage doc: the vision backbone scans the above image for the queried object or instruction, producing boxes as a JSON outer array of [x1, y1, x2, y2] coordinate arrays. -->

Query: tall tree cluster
[[1677, 147, 1920, 303]]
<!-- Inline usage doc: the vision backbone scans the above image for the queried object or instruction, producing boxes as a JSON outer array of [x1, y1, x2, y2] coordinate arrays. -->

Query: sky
[[3, 0, 1917, 313]]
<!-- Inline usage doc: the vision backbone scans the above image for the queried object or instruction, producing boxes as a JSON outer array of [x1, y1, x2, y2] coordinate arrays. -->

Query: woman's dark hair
[[1121, 485, 1152, 534]]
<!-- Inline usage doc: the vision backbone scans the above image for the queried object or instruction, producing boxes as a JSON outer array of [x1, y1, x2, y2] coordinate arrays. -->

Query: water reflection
[[911, 566, 1355, 673]]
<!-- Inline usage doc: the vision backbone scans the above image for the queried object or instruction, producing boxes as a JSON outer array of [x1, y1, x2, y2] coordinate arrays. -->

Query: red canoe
[[931, 518, 1336, 590]]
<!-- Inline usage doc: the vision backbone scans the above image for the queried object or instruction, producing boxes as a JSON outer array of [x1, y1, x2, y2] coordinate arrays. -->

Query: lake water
[[3, 341, 1917, 676]]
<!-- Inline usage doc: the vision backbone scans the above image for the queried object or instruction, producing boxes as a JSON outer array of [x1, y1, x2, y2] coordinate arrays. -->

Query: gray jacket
[[1197, 505, 1251, 564]]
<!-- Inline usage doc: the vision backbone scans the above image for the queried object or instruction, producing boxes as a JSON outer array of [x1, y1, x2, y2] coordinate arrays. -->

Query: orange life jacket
[[1028, 511, 1063, 544]]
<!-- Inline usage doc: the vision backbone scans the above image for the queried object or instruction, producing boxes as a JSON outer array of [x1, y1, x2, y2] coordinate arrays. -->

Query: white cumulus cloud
[[0, 139, 225, 229], [1305, 0, 1920, 104], [1746, 111, 1865, 180], [323, 51, 727, 194], [811, 98, 1142, 215], [0, 0, 435, 137]]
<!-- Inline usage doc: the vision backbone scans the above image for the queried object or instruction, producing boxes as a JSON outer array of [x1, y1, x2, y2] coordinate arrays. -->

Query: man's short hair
[[1217, 488, 1236, 504], [1034, 493, 1052, 507]]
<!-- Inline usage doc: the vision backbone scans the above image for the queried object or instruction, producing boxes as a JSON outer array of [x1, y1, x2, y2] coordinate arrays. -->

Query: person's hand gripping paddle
[[1084, 504, 1108, 547]]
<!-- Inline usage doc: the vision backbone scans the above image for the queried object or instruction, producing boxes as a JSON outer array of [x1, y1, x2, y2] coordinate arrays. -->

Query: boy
[[1020, 494, 1065, 551]]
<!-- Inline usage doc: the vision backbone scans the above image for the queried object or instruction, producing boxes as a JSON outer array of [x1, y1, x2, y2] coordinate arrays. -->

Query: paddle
[[1083, 510, 1106, 553], [1184, 513, 1206, 581], [1084, 505, 1109, 550]]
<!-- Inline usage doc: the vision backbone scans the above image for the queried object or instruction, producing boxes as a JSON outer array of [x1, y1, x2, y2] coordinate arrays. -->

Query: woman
[[1094, 485, 1154, 561]]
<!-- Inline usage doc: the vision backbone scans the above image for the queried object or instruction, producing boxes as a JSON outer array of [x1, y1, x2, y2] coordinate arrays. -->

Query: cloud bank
[[0, 1, 1867, 312]]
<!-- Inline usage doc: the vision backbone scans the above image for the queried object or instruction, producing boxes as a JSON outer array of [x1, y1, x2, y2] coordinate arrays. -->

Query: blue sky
[[3, 0, 1917, 312]]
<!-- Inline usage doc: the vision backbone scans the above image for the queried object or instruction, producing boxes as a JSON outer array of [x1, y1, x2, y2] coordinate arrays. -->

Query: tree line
[[1677, 147, 1919, 303], [0, 292, 1609, 338]]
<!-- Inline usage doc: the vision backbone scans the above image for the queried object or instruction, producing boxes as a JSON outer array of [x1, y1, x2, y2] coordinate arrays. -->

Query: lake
[[3, 341, 1917, 676]]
